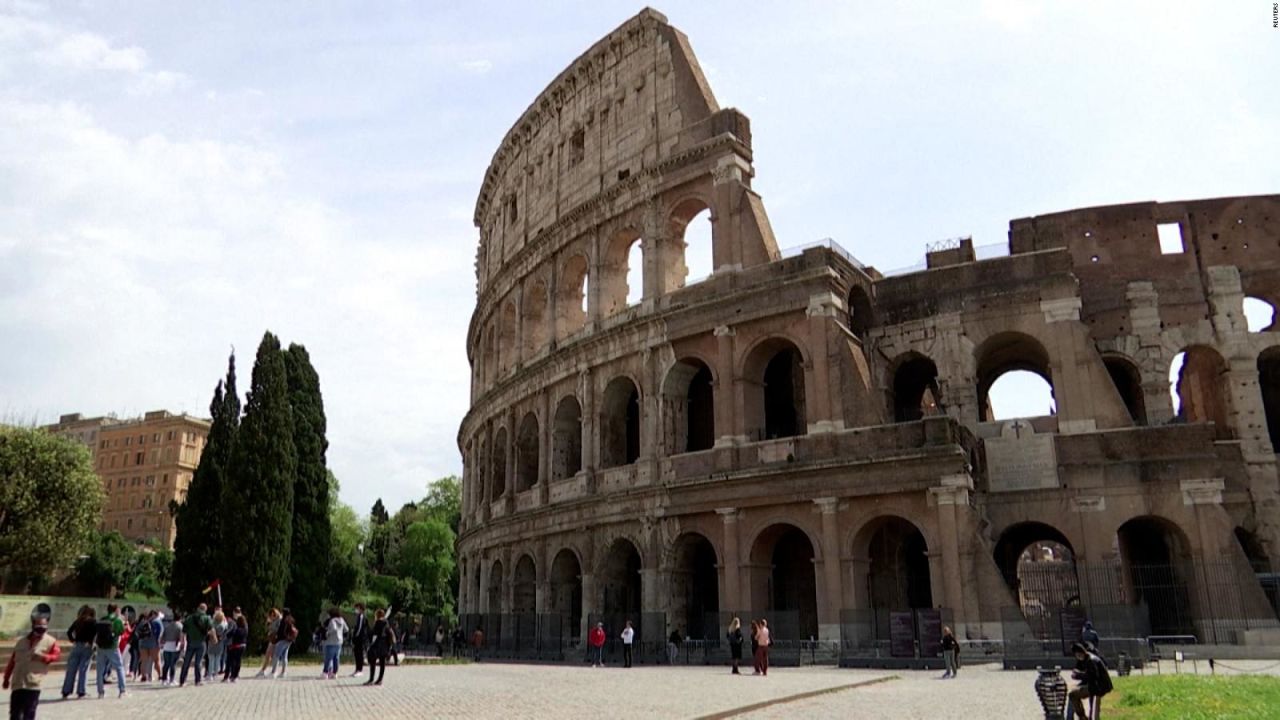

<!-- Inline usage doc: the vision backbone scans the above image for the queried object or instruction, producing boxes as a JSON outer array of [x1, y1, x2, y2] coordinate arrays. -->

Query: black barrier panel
[[838, 608, 953, 662]]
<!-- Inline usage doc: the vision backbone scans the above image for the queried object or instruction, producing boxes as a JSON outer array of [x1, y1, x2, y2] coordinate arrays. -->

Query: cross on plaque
[[1009, 419, 1031, 439]]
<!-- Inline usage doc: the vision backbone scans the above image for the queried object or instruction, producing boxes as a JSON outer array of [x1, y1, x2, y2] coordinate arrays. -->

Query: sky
[[1, 1, 1277, 515]]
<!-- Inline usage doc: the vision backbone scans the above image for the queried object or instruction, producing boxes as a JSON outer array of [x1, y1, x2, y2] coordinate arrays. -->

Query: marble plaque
[[985, 419, 1059, 492]]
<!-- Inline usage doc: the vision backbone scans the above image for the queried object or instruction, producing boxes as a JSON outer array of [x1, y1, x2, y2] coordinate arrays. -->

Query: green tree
[[392, 519, 455, 617], [327, 473, 366, 605], [283, 344, 330, 630], [221, 332, 296, 648], [420, 475, 461, 605], [367, 498, 391, 574], [169, 352, 239, 609], [0, 426, 104, 590], [73, 530, 133, 597]]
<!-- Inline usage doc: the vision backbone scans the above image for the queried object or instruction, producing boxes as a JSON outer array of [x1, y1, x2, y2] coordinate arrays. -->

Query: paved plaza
[[31, 661, 1042, 719]]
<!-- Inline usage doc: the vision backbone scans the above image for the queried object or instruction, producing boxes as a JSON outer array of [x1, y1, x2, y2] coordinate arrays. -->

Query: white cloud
[[47, 31, 147, 71]]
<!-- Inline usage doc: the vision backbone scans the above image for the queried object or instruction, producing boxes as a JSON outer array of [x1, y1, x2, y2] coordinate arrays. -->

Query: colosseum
[[456, 9, 1280, 663]]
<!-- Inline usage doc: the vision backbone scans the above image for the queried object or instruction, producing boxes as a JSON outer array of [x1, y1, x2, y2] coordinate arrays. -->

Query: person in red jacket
[[588, 622, 606, 667]]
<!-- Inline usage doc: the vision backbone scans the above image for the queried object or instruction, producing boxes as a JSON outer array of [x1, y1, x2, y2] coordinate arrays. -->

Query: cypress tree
[[221, 332, 296, 649], [169, 353, 239, 610], [282, 343, 330, 632]]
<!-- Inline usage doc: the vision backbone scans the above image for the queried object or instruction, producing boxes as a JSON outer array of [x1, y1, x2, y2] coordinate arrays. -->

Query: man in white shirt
[[620, 620, 635, 669]]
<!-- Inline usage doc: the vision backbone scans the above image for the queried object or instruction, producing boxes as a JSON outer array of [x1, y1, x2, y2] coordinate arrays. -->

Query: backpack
[[95, 618, 117, 649], [135, 619, 153, 640]]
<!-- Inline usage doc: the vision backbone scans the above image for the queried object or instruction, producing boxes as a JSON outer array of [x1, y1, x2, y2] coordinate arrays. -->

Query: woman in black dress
[[727, 617, 744, 675], [363, 609, 396, 686]]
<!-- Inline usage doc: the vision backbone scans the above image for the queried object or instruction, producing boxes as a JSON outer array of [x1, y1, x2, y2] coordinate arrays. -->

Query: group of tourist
[[1, 600, 406, 720]]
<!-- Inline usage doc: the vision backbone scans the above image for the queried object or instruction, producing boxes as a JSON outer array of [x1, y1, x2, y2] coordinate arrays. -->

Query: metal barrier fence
[[838, 607, 954, 664]]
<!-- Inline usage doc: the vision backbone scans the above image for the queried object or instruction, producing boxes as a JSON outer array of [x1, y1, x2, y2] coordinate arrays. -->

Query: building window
[[138, 434, 144, 444], [146, 475, 155, 487], [125, 437, 131, 446], [163, 474, 169, 485], [100, 440, 107, 449], [167, 430, 174, 441], [569, 128, 585, 167], [127, 518, 132, 530], [117, 478, 125, 488], [153, 433, 159, 443]]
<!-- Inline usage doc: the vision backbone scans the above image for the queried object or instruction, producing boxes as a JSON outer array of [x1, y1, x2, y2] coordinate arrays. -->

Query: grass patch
[[1104, 674, 1280, 719]]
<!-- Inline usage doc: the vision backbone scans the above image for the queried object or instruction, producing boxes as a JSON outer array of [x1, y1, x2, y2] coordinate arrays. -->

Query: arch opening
[[1244, 297, 1275, 333], [550, 549, 583, 642], [1104, 355, 1147, 425], [557, 254, 589, 340], [601, 377, 640, 468], [977, 333, 1055, 422], [487, 559, 505, 613], [745, 339, 807, 441], [600, 539, 642, 616], [490, 427, 508, 500], [1117, 516, 1195, 637], [862, 517, 932, 612], [847, 286, 873, 339], [515, 413, 539, 493], [1258, 347, 1280, 450], [1170, 346, 1231, 438], [661, 359, 715, 455], [993, 522, 1079, 618], [668, 199, 713, 288], [892, 354, 942, 422], [670, 533, 719, 641], [750, 524, 818, 639], [512, 554, 537, 614], [600, 231, 645, 318], [552, 396, 583, 480]]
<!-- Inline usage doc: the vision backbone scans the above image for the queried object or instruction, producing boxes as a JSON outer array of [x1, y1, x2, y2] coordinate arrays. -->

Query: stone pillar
[[580, 573, 596, 641], [805, 298, 841, 433], [479, 560, 492, 614], [503, 408, 516, 509], [717, 508, 742, 611], [538, 390, 551, 504], [928, 474, 975, 629], [641, 567, 661, 617], [535, 581, 550, 615], [815, 497, 843, 641], [587, 229, 603, 328], [458, 557, 469, 613], [579, 369, 597, 490], [514, 281, 525, 368], [713, 325, 743, 447]]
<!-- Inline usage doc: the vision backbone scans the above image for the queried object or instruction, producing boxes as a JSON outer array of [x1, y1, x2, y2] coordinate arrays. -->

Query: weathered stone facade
[[457, 9, 1280, 645]]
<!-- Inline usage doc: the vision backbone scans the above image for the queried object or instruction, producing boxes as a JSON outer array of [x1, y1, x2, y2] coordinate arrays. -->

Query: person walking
[[222, 615, 248, 683], [4, 615, 60, 720], [1066, 642, 1113, 720], [363, 609, 395, 686], [134, 611, 161, 683], [726, 617, 744, 675], [94, 603, 127, 698], [321, 608, 348, 679], [269, 608, 298, 679], [350, 604, 369, 678], [667, 628, 682, 665], [255, 608, 282, 678], [620, 621, 635, 668], [179, 603, 213, 687], [941, 626, 960, 679], [588, 622, 606, 667], [1081, 621, 1101, 654], [451, 626, 465, 658], [756, 619, 771, 677], [61, 606, 96, 699], [434, 624, 445, 658], [206, 610, 228, 679], [159, 612, 184, 685]]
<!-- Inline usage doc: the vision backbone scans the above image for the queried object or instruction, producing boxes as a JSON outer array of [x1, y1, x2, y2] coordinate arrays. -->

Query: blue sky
[[1, 1, 1277, 514]]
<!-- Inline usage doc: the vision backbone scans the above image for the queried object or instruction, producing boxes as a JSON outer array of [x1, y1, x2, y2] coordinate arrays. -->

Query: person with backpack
[[1067, 641, 1113, 720], [94, 603, 127, 698], [321, 607, 349, 679], [363, 609, 395, 686], [178, 603, 213, 687], [159, 612, 185, 685], [133, 610, 161, 683], [269, 608, 299, 678], [61, 605, 97, 699]]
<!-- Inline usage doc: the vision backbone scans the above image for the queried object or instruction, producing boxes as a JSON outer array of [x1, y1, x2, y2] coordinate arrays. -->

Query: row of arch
[[469, 339, 808, 507], [477, 202, 713, 388], [470, 515, 934, 641]]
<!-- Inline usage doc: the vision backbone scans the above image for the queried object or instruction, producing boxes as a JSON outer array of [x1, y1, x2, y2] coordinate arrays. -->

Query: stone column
[[579, 369, 596, 491], [503, 408, 516, 510], [538, 390, 551, 504], [641, 568, 662, 617], [717, 508, 742, 610], [514, 281, 525, 368], [928, 474, 974, 629], [580, 573, 596, 641], [805, 297, 840, 433], [815, 497, 843, 641], [713, 326, 742, 448], [587, 229, 602, 328], [535, 581, 550, 615]]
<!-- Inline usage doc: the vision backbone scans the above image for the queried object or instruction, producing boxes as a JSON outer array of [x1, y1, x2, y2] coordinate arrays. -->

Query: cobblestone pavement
[[26, 659, 1280, 719]]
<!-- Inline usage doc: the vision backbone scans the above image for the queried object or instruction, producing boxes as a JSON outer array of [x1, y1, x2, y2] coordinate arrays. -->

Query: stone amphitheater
[[455, 8, 1280, 654]]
